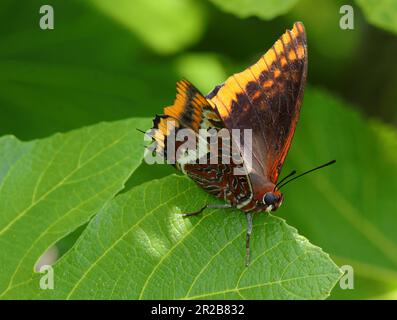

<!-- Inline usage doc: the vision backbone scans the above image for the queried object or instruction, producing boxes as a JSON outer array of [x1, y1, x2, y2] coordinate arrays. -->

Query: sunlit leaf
[[3, 176, 341, 299], [0, 118, 149, 298]]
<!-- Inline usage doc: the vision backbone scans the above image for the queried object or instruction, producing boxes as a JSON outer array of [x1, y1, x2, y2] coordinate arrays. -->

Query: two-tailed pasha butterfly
[[147, 22, 335, 265]]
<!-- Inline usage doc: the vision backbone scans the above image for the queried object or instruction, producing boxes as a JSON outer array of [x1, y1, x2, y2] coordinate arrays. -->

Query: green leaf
[[209, 0, 299, 20], [3, 175, 341, 299], [356, 0, 397, 34], [288, 0, 363, 62], [89, 0, 206, 54], [174, 53, 228, 94], [7, 85, 395, 299], [280, 87, 397, 299], [0, 0, 180, 140], [0, 117, 149, 298]]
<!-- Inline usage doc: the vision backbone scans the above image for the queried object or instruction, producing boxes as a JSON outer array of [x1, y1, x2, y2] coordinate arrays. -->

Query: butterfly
[[147, 22, 334, 265]]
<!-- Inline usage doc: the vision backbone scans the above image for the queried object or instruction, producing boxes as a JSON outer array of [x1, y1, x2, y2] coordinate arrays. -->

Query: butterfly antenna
[[274, 170, 297, 191], [136, 128, 146, 134], [277, 160, 336, 190]]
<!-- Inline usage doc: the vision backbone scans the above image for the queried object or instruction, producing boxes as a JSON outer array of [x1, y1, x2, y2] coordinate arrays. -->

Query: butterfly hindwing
[[150, 80, 253, 205], [164, 79, 222, 132], [151, 79, 222, 153], [150, 80, 224, 166]]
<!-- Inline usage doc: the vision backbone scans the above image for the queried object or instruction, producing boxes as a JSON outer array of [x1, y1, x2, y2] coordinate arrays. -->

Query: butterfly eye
[[263, 192, 277, 206]]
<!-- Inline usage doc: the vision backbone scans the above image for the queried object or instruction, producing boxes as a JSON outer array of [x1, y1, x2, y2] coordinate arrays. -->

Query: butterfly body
[[147, 22, 308, 264]]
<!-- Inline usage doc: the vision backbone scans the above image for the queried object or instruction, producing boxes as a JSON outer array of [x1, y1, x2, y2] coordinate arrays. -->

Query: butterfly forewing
[[207, 22, 307, 198]]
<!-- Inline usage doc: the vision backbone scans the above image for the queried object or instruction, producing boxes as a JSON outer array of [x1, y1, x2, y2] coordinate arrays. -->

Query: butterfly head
[[262, 190, 283, 212]]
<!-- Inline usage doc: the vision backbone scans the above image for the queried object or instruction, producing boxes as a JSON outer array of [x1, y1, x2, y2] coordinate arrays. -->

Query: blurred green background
[[1, 0, 397, 299]]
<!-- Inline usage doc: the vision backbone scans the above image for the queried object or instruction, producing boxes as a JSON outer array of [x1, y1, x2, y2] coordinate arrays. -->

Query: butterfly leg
[[245, 212, 253, 267], [180, 203, 232, 217]]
